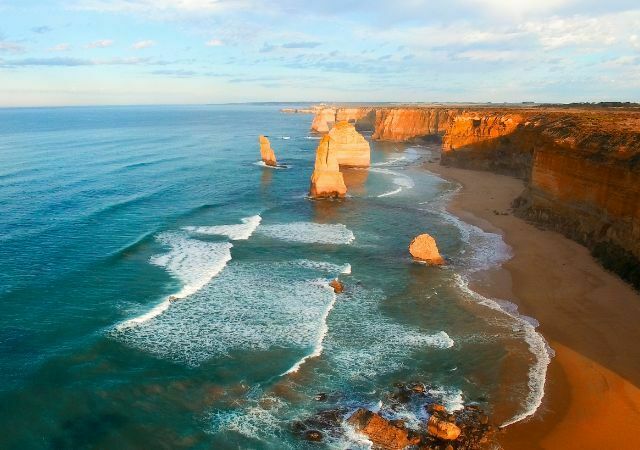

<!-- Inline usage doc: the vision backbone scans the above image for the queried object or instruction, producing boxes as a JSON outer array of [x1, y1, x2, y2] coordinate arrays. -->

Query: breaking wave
[[184, 215, 262, 241], [258, 222, 355, 245]]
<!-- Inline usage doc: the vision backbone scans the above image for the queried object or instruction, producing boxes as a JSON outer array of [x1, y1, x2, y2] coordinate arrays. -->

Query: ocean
[[0, 105, 550, 449]]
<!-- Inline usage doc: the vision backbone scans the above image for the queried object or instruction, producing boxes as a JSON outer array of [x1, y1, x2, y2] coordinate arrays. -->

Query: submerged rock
[[259, 135, 278, 167], [329, 279, 344, 293], [304, 430, 323, 442], [409, 234, 445, 265], [327, 121, 371, 167], [309, 135, 347, 199], [347, 408, 420, 450]]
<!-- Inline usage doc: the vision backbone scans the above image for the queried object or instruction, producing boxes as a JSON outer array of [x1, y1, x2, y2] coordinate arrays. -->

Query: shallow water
[[0, 105, 549, 448]]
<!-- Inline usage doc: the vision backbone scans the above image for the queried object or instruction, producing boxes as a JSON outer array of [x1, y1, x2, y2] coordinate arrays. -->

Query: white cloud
[[74, 0, 254, 13], [49, 43, 71, 52], [86, 39, 114, 48], [132, 39, 156, 49], [0, 40, 25, 53], [205, 38, 223, 47]]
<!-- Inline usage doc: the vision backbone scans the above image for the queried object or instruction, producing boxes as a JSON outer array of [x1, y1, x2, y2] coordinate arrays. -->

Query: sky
[[0, 0, 639, 106]]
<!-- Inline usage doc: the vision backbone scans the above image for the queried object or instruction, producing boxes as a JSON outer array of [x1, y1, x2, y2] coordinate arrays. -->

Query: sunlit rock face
[[372, 108, 458, 142], [327, 121, 371, 167], [409, 233, 445, 265], [310, 108, 337, 133], [309, 135, 347, 199], [258, 135, 277, 166]]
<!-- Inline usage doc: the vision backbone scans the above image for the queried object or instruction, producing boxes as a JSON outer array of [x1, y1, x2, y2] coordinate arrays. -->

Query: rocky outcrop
[[329, 279, 344, 293], [427, 415, 461, 440], [347, 408, 420, 450], [409, 234, 445, 265], [309, 135, 347, 199], [327, 121, 371, 167], [310, 108, 337, 133], [259, 135, 277, 167]]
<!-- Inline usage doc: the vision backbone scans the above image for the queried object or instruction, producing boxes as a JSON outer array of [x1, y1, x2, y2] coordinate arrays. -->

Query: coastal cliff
[[309, 105, 640, 288], [372, 108, 457, 141]]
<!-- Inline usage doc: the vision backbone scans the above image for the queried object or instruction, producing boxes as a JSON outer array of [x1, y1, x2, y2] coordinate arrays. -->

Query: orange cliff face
[[258, 135, 277, 166], [327, 121, 371, 167], [372, 108, 458, 141], [309, 135, 347, 199]]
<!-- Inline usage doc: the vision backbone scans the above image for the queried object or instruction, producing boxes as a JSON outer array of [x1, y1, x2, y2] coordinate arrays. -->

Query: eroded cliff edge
[[310, 105, 640, 289]]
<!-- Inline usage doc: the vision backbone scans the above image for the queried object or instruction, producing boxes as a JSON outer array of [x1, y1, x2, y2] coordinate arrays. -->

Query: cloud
[[49, 43, 71, 52], [74, 0, 253, 13], [0, 41, 25, 53], [31, 26, 52, 34], [151, 69, 197, 77], [132, 40, 156, 49], [0, 56, 162, 67], [205, 38, 223, 47], [86, 39, 114, 48], [281, 41, 321, 49]]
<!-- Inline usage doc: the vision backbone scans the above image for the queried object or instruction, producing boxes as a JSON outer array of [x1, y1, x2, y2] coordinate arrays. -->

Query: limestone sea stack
[[309, 135, 347, 199], [310, 108, 337, 133], [259, 135, 277, 167], [327, 121, 371, 167], [409, 233, 445, 265]]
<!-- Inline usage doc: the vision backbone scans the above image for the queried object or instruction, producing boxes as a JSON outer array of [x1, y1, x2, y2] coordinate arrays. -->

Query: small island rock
[[409, 233, 445, 265], [259, 135, 278, 167]]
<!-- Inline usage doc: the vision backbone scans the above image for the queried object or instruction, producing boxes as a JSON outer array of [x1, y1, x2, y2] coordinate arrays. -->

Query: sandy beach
[[424, 162, 640, 450]]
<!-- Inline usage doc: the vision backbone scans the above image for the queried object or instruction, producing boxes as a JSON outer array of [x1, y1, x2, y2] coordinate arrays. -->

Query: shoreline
[[424, 161, 640, 449]]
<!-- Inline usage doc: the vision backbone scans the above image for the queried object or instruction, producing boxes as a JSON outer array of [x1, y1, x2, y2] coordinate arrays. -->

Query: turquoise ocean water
[[0, 105, 549, 449]]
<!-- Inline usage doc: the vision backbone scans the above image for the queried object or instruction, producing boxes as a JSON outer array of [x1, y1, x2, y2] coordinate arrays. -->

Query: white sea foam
[[280, 136, 290, 140], [253, 161, 287, 169], [427, 387, 465, 412], [454, 273, 551, 427], [305, 136, 321, 140], [282, 280, 337, 375], [290, 259, 351, 275], [116, 233, 232, 330], [258, 222, 355, 245], [115, 261, 338, 366], [324, 285, 454, 379], [371, 167, 415, 198], [184, 215, 261, 241]]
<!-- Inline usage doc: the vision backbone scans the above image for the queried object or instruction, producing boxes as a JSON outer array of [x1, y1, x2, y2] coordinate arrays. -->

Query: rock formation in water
[[327, 121, 371, 167], [347, 408, 420, 450], [310, 108, 337, 133], [427, 415, 461, 440], [309, 135, 347, 199], [409, 234, 445, 265], [310, 105, 640, 289], [259, 135, 277, 167], [329, 279, 344, 293]]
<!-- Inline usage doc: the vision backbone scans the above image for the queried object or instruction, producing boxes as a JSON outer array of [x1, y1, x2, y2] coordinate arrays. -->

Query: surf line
[[281, 280, 338, 376]]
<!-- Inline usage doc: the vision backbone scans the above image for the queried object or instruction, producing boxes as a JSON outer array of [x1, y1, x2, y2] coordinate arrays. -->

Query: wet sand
[[425, 162, 640, 450]]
